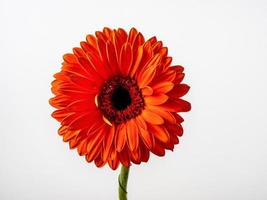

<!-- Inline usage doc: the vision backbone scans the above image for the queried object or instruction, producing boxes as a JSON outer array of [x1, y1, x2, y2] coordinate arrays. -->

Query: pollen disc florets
[[98, 76, 144, 124]]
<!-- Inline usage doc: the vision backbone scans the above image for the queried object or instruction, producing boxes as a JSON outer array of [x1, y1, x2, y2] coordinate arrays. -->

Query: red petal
[[118, 148, 131, 167], [172, 113, 184, 123], [158, 99, 191, 112], [67, 98, 97, 112], [173, 73, 185, 84], [120, 43, 133, 76], [151, 143, 165, 157], [165, 123, 184, 137], [139, 141, 150, 162], [147, 36, 157, 45], [171, 65, 184, 73], [127, 27, 138, 44], [168, 84, 190, 98], [106, 41, 119, 74]]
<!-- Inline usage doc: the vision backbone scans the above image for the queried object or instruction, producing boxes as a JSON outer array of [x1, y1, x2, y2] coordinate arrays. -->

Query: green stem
[[118, 165, 130, 200]]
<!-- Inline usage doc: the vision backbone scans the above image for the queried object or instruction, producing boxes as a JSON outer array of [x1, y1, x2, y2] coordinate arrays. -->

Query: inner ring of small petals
[[98, 76, 145, 124]]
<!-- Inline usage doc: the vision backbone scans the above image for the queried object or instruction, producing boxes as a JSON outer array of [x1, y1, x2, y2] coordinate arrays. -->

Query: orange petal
[[126, 119, 139, 151], [148, 125, 170, 143], [147, 105, 176, 124], [141, 109, 164, 125], [145, 95, 168, 105], [63, 54, 78, 64], [58, 126, 68, 136], [50, 96, 70, 109], [132, 32, 145, 53], [153, 81, 174, 94], [77, 139, 88, 156], [86, 125, 106, 161], [137, 67, 156, 88], [61, 63, 89, 80], [130, 147, 141, 164], [138, 127, 153, 150], [130, 46, 143, 77], [138, 53, 161, 78], [103, 125, 115, 161], [108, 149, 120, 170], [158, 47, 168, 57], [63, 129, 79, 142], [103, 27, 112, 38], [52, 109, 71, 121], [135, 42, 153, 76], [141, 86, 153, 96], [86, 34, 98, 48], [135, 115, 147, 130], [152, 70, 176, 84], [94, 154, 106, 168], [115, 124, 127, 152]]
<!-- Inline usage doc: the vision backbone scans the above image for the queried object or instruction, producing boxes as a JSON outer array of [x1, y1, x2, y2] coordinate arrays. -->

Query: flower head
[[50, 27, 191, 170]]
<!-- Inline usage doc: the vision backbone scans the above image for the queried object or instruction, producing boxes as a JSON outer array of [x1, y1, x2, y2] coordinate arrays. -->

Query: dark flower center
[[111, 86, 132, 110], [98, 76, 144, 124]]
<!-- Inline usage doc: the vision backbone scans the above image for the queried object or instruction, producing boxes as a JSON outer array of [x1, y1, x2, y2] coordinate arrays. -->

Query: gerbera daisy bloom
[[50, 27, 191, 170]]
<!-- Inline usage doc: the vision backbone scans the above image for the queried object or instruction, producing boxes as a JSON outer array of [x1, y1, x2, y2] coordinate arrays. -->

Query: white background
[[1, 0, 267, 199]]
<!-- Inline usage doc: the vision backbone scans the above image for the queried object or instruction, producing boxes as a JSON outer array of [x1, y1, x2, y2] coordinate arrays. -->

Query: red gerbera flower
[[50, 27, 191, 170]]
